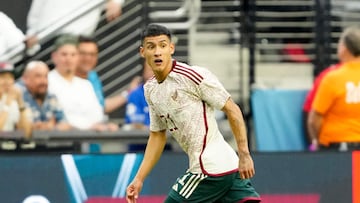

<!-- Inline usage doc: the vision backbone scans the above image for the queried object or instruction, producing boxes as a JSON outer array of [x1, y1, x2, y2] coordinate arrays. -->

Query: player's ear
[[139, 46, 145, 57], [170, 43, 175, 55]]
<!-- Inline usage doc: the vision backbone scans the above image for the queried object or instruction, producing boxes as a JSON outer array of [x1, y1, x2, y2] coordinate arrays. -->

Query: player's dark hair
[[341, 26, 360, 57], [140, 24, 172, 45]]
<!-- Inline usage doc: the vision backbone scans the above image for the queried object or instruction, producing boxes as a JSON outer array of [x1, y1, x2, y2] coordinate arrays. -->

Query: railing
[[5, 0, 360, 92], [3, 0, 105, 65], [0, 130, 150, 153], [94, 0, 144, 96], [149, 0, 201, 30], [0, 125, 233, 153], [253, 0, 316, 63]]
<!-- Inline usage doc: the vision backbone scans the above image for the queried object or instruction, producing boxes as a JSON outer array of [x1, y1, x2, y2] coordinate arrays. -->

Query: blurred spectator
[[17, 60, 71, 131], [282, 43, 311, 63], [48, 34, 118, 131], [0, 62, 31, 138], [302, 63, 341, 150], [76, 35, 141, 113], [27, 0, 124, 37], [124, 61, 153, 130], [308, 26, 360, 151], [0, 11, 39, 61]]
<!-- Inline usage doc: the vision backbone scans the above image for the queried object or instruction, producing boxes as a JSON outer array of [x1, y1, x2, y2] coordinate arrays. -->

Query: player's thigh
[[166, 172, 235, 202], [216, 174, 261, 203]]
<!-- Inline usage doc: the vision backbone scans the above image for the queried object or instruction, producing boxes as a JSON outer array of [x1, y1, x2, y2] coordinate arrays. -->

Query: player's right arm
[[222, 97, 255, 180], [126, 130, 167, 203]]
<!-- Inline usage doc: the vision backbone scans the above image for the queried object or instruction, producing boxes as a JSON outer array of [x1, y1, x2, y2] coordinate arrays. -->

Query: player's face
[[140, 35, 174, 75]]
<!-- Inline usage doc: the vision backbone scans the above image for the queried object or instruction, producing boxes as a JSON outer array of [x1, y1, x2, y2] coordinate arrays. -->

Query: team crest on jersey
[[171, 90, 178, 101]]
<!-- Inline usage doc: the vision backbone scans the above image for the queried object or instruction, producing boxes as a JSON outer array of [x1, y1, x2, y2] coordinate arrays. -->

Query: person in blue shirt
[[18, 60, 71, 131], [124, 61, 153, 130]]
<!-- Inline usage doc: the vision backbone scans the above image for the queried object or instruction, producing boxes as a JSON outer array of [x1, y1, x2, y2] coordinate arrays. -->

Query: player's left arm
[[126, 130, 167, 202], [222, 98, 255, 179]]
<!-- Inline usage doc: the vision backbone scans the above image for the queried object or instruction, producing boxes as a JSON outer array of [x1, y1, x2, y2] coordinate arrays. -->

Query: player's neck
[[154, 73, 166, 84], [154, 66, 171, 84]]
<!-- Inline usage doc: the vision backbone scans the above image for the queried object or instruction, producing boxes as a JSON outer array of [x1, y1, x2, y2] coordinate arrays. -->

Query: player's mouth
[[154, 59, 163, 65]]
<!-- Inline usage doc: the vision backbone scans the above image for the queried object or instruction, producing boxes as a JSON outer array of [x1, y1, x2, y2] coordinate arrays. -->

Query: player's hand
[[238, 152, 255, 179], [126, 178, 143, 203]]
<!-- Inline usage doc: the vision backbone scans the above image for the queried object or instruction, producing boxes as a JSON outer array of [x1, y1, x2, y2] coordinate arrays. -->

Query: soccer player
[[126, 24, 261, 203]]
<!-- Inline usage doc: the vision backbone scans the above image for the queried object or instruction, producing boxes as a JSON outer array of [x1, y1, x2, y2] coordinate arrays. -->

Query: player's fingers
[[247, 169, 254, 178], [239, 171, 245, 179], [126, 186, 139, 203], [247, 168, 255, 178], [126, 193, 136, 203], [240, 169, 254, 179], [243, 171, 250, 179], [126, 187, 134, 202]]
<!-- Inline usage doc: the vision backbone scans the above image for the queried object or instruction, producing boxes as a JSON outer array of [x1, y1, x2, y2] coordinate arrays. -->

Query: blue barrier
[[251, 89, 308, 151], [0, 152, 353, 203]]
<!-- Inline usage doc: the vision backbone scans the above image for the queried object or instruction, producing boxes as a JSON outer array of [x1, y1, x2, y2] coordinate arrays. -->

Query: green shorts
[[164, 171, 261, 203]]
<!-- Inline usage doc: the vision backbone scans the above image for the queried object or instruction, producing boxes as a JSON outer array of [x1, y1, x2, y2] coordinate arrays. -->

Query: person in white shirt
[[76, 35, 141, 113], [0, 12, 38, 61], [48, 34, 118, 131], [27, 0, 124, 37]]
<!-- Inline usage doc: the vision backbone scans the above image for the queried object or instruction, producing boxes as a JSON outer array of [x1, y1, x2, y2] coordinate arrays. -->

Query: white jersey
[[144, 60, 239, 176]]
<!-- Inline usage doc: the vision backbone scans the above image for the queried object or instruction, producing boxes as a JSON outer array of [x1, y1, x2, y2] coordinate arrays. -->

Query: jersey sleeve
[[197, 67, 231, 110]]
